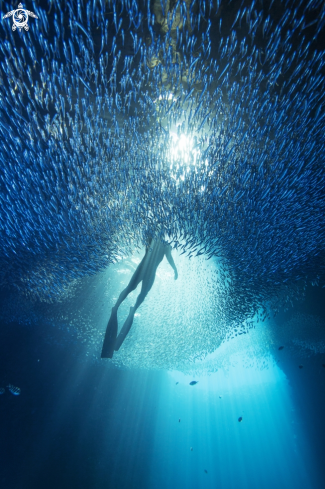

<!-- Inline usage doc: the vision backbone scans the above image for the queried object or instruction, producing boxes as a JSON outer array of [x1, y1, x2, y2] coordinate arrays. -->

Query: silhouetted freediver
[[101, 239, 178, 358]]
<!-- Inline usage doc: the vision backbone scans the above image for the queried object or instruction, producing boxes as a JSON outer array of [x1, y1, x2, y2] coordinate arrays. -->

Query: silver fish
[[7, 384, 21, 396]]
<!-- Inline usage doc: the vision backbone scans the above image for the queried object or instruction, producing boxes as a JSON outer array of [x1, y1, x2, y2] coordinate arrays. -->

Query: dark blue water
[[1, 284, 325, 489], [1, 0, 325, 486]]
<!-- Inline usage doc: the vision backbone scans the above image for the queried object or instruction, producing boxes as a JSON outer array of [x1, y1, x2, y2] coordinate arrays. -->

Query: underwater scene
[[0, 0, 325, 487]]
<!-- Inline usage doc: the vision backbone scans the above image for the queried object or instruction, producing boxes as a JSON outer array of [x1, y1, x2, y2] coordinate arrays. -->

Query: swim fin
[[114, 307, 134, 351], [101, 307, 118, 358]]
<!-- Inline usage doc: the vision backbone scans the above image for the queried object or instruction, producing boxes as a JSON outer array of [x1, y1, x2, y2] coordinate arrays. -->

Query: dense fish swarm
[[1, 0, 325, 328]]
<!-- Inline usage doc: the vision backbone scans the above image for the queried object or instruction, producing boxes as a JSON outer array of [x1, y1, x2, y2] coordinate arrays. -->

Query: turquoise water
[[1, 276, 325, 489]]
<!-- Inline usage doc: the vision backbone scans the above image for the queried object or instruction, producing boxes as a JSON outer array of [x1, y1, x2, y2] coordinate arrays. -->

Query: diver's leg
[[133, 275, 155, 311], [114, 273, 156, 351], [115, 265, 144, 309], [101, 265, 144, 358]]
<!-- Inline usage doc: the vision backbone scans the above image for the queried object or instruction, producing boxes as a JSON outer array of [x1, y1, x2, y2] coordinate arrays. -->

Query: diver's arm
[[165, 247, 178, 280]]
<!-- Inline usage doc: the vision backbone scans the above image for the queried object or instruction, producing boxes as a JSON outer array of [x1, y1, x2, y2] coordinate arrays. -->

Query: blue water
[[1, 284, 325, 489], [1, 0, 325, 486]]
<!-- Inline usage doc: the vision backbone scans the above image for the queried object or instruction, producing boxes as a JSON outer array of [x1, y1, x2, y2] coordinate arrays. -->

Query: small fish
[[278, 346, 284, 350], [189, 381, 198, 385], [178, 419, 181, 422], [0, 387, 5, 395], [298, 365, 303, 369], [219, 395, 222, 398], [322, 364, 325, 368], [204, 469, 208, 474], [238, 416, 243, 422], [190, 447, 193, 451], [7, 384, 20, 395], [0, 0, 325, 362], [175, 382, 179, 385]]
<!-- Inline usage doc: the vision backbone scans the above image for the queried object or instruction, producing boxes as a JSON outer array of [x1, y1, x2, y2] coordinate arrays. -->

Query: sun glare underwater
[[1, 0, 325, 488]]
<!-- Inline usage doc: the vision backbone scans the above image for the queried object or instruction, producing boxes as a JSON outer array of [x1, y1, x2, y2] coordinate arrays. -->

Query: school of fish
[[0, 0, 325, 329]]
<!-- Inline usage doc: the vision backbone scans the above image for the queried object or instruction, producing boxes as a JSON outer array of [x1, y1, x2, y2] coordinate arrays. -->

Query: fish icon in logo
[[3, 2, 38, 31]]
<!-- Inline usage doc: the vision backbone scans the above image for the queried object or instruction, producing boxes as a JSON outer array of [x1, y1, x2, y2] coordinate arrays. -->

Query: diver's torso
[[143, 239, 168, 269]]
